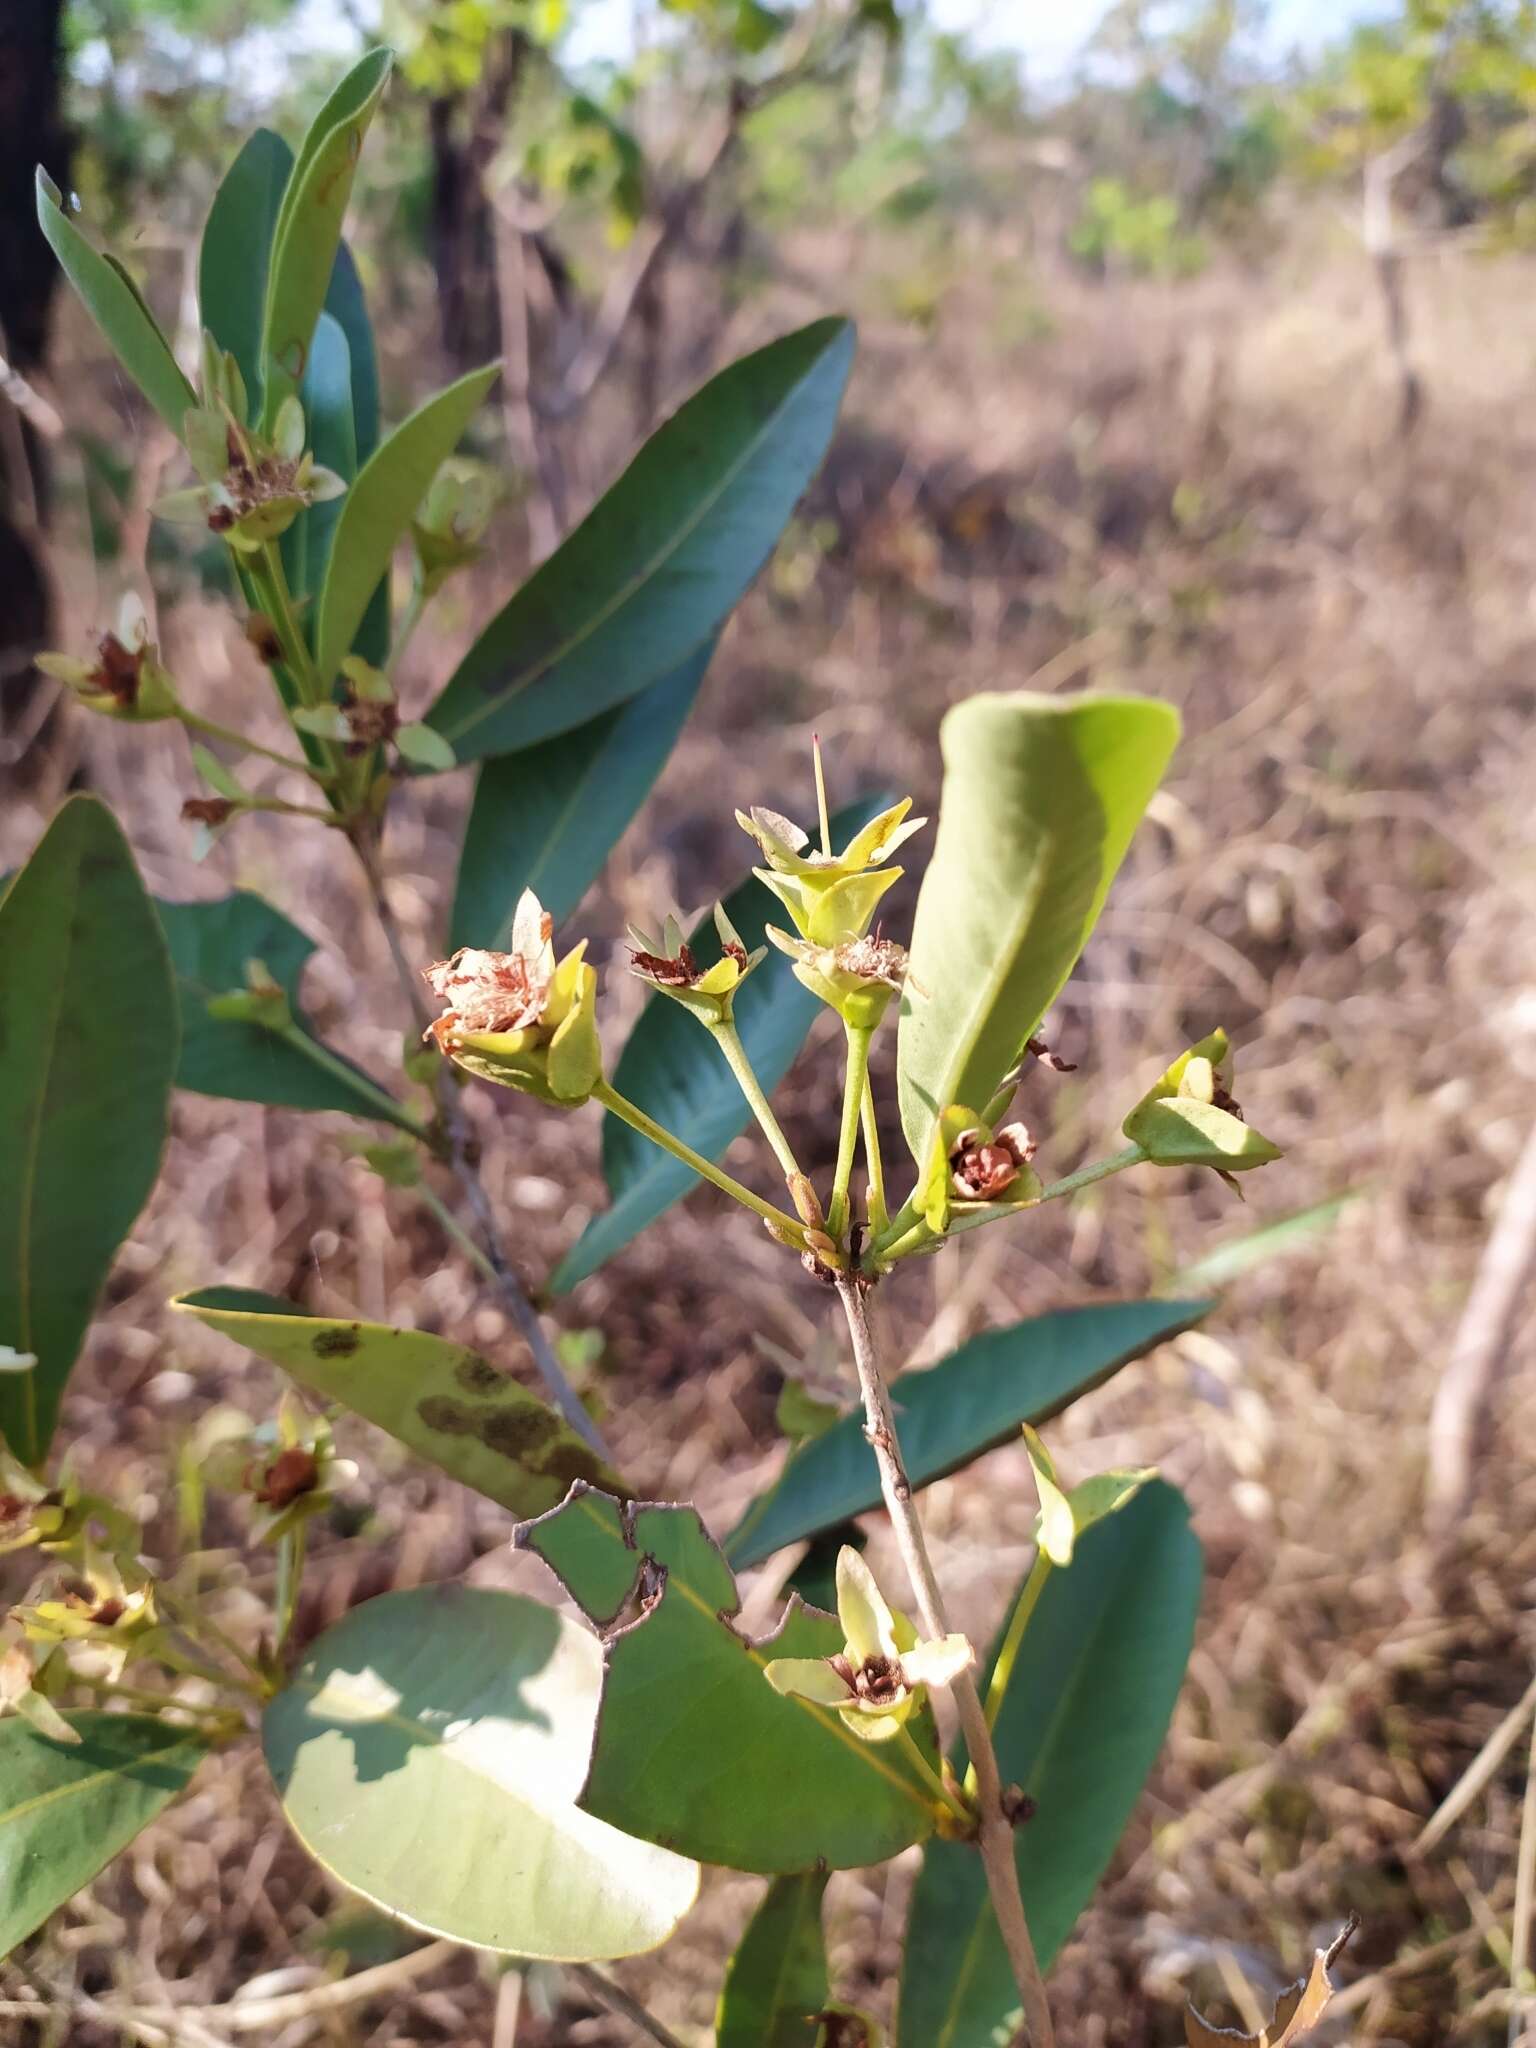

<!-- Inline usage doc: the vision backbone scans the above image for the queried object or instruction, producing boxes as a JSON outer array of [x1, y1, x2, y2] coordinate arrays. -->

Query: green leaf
[[716, 1871, 830, 2047], [897, 691, 1179, 1171], [1173, 1193, 1355, 1292], [0, 798, 177, 1463], [315, 361, 498, 688], [549, 797, 878, 1295], [263, 1586, 698, 1959], [725, 1299, 1208, 1570], [0, 1713, 208, 1957], [173, 1287, 623, 1515], [291, 312, 357, 605], [154, 891, 420, 1133], [521, 1487, 940, 1871], [324, 240, 380, 463], [199, 127, 294, 411], [260, 48, 393, 432], [450, 641, 713, 947], [897, 1482, 1202, 2046], [426, 317, 854, 763], [36, 171, 196, 438]]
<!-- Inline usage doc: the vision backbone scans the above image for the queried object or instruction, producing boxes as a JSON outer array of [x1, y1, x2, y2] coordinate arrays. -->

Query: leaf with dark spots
[[174, 1292, 625, 1515]]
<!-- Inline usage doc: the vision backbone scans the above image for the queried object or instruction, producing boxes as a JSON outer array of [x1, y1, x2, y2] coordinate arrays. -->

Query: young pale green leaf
[[36, 171, 196, 438], [725, 1299, 1208, 1570], [154, 892, 420, 1132], [0, 799, 177, 1463], [520, 1487, 941, 1871], [1021, 1424, 1077, 1565], [897, 1482, 1202, 2046], [549, 798, 879, 1295], [259, 48, 393, 431], [716, 1871, 831, 2048], [450, 641, 714, 946], [425, 318, 854, 763], [263, 1586, 698, 1959], [897, 691, 1179, 1171], [174, 1287, 621, 1513], [0, 1713, 208, 1957], [199, 127, 294, 409], [315, 362, 498, 687]]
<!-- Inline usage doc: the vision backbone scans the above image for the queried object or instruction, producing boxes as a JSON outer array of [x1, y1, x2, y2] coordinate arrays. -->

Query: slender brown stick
[[569, 1966, 686, 2048], [833, 1276, 1056, 2048], [351, 830, 609, 1458]]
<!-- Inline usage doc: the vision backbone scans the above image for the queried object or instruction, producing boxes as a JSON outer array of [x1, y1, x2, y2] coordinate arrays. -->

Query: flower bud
[[1122, 1028, 1281, 1185], [204, 958, 292, 1033], [156, 394, 345, 552], [423, 890, 603, 1106], [411, 457, 501, 595]]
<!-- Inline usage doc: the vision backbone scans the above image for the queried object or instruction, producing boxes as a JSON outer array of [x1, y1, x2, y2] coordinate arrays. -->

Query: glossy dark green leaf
[[264, 1587, 698, 1958], [897, 1482, 1202, 2045], [198, 126, 294, 410], [725, 1299, 1209, 1570], [716, 1871, 830, 2047], [173, 1287, 623, 1514], [0, 1713, 208, 1957], [550, 797, 878, 1295], [316, 362, 498, 688], [279, 310, 356, 610], [451, 641, 714, 948], [321, 242, 388, 663], [521, 1487, 939, 1872], [260, 48, 392, 431], [37, 171, 196, 438], [0, 799, 177, 1463], [154, 891, 419, 1133], [898, 691, 1180, 1172], [426, 318, 854, 763]]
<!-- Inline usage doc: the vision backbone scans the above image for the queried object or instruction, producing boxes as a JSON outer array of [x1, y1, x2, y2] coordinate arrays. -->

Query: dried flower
[[155, 388, 344, 552], [423, 890, 602, 1105], [737, 797, 925, 946], [763, 1546, 971, 1743], [765, 925, 909, 1031], [15, 1543, 157, 1679], [1122, 1028, 1281, 1187], [627, 905, 764, 1026], [37, 594, 178, 723], [915, 1105, 1043, 1237]]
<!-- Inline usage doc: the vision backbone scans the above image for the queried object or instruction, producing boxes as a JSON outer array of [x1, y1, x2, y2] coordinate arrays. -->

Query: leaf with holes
[[173, 1289, 623, 1514], [264, 1587, 698, 1958], [518, 1487, 941, 1872], [0, 798, 177, 1463]]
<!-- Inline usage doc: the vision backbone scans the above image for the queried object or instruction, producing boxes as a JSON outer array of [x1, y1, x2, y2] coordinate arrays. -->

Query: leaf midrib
[[0, 1731, 205, 1832], [436, 334, 842, 747]]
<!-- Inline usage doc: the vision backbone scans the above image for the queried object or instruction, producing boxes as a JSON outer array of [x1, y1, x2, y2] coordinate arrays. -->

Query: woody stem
[[833, 1275, 1056, 2048], [827, 1022, 873, 1242], [707, 1019, 802, 1183], [593, 1081, 809, 1243]]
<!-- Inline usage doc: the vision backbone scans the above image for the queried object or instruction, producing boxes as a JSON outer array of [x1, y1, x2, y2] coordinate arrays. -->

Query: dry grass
[[3, 209, 1535, 2045]]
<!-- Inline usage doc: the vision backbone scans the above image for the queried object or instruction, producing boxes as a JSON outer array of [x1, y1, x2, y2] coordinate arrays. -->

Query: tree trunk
[[0, 0, 69, 784], [427, 28, 525, 368]]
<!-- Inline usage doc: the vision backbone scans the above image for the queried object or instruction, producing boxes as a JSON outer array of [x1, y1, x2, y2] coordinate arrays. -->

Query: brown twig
[[833, 1275, 1056, 2048], [569, 1965, 687, 2048]]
